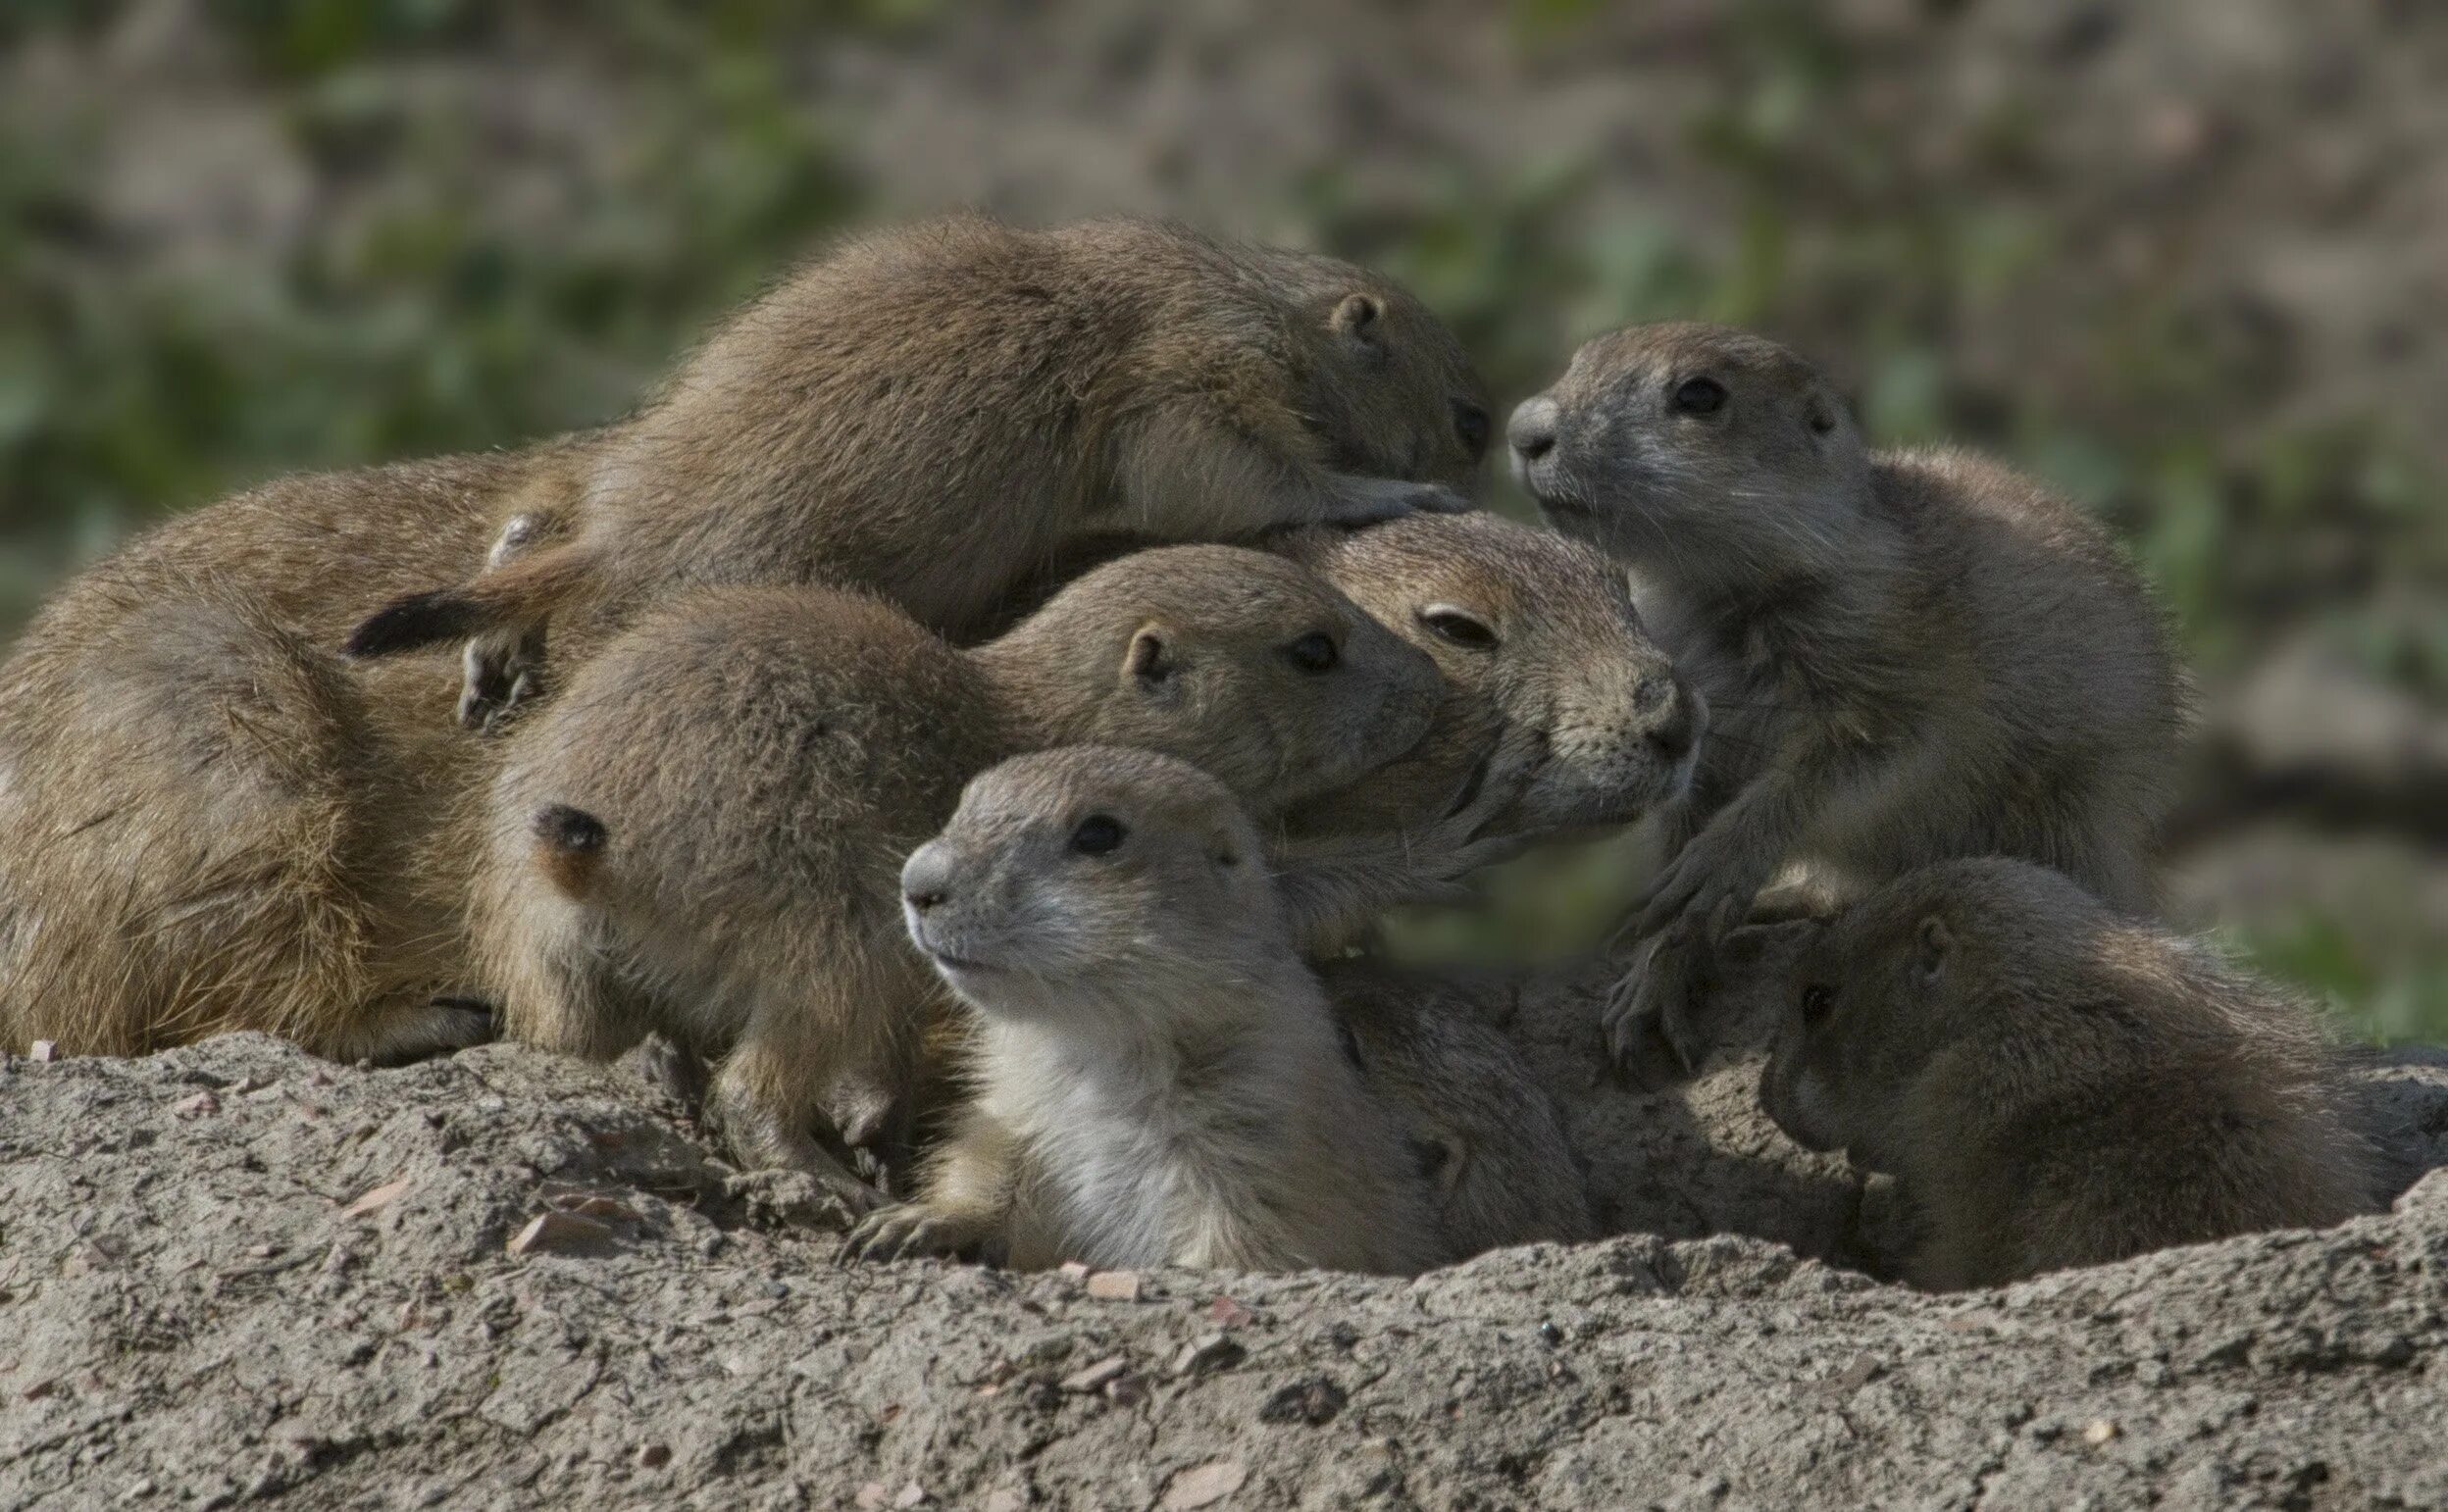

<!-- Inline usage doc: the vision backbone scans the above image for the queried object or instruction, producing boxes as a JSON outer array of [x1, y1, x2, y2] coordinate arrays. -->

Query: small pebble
[[1161, 1459, 1248, 1511], [2083, 1419, 2119, 1446], [507, 1211, 615, 1257], [27, 1041, 55, 1064], [1085, 1270, 1141, 1302], [635, 1443, 671, 1470], [1059, 1355, 1128, 1393]]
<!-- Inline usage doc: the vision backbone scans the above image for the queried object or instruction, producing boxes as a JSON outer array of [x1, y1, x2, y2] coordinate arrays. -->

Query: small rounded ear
[[1330, 292, 1383, 348], [1914, 914, 1953, 982], [1125, 625, 1175, 686], [1409, 1129, 1469, 1195]]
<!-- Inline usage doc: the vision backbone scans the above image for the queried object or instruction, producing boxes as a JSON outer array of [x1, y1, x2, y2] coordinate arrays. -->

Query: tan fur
[[1509, 324, 2189, 1068], [1318, 959, 1595, 1257], [1759, 858, 2381, 1289], [0, 218, 1480, 1061], [847, 747, 1440, 1274], [475, 547, 1440, 1211], [352, 214, 1493, 720], [1267, 511, 1704, 950]]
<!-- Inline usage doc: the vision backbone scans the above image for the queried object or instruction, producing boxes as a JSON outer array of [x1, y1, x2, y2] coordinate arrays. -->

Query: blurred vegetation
[[1, 0, 2440, 1037]]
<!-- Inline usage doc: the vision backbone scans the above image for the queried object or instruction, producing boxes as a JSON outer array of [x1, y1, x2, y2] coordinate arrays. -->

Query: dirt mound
[[8, 983, 2444, 1509]]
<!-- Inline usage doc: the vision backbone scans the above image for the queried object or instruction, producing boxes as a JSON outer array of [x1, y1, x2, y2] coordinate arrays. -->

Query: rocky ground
[[8, 982, 2446, 1511]]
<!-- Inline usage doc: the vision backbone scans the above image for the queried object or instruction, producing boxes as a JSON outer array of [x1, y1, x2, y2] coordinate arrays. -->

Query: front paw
[[1603, 928, 1708, 1089], [1630, 829, 1775, 942], [456, 630, 545, 733], [1322, 478, 1473, 527], [842, 1202, 994, 1266]]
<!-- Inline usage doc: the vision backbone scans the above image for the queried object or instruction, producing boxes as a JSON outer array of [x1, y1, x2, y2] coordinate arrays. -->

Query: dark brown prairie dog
[[1319, 960, 1595, 1257], [847, 747, 1440, 1274], [1267, 511, 1705, 950], [1508, 324, 2188, 1067], [1759, 858, 2379, 1290], [349, 214, 1494, 724], [479, 546, 1439, 1212]]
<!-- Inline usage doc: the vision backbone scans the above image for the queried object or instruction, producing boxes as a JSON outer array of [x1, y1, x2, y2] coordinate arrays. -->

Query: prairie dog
[[1319, 960, 1595, 1257], [847, 747, 1440, 1274], [1760, 858, 2379, 1289], [347, 214, 1494, 723], [480, 546, 1440, 1211], [1268, 512, 1705, 949], [1508, 324, 2188, 1067]]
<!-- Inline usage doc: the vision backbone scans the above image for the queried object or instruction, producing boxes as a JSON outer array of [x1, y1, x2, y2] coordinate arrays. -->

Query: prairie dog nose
[[1507, 396, 1560, 462], [1644, 677, 1699, 761], [901, 840, 957, 914]]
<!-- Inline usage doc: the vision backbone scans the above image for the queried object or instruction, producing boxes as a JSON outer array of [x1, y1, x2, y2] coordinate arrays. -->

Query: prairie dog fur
[[1760, 858, 2379, 1289], [848, 747, 1440, 1274], [480, 547, 1439, 1211], [349, 214, 1494, 723], [1268, 512, 1705, 950], [1508, 324, 2187, 1067]]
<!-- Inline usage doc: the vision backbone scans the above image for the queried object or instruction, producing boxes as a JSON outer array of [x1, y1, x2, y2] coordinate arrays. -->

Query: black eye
[[1801, 983, 1833, 1025], [1672, 377, 1728, 416], [1283, 631, 1340, 674], [1069, 815, 1127, 856], [1452, 399, 1491, 458], [1416, 605, 1499, 650]]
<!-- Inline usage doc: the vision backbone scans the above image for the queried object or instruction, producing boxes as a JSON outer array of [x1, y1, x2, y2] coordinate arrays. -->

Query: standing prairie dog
[[1508, 324, 2188, 1068], [348, 214, 1494, 723], [847, 747, 1441, 1275], [481, 546, 1440, 1213], [1760, 858, 2379, 1289], [1268, 512, 1705, 950]]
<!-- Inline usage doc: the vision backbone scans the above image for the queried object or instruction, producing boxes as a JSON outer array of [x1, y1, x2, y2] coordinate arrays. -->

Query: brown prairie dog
[[1267, 511, 1705, 951], [348, 214, 1495, 726], [1759, 858, 2379, 1290], [478, 546, 1440, 1213], [847, 747, 1441, 1275], [1508, 324, 2188, 1068]]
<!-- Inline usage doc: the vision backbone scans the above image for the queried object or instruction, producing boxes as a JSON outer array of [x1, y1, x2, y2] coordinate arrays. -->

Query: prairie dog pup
[[1760, 858, 2378, 1289], [1509, 324, 2187, 1065], [481, 547, 1439, 1211], [1319, 961, 1595, 1256], [1268, 513, 1704, 950], [848, 748, 1440, 1274], [349, 214, 1493, 722]]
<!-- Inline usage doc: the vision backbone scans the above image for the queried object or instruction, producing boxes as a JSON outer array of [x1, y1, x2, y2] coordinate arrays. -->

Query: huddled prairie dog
[[0, 216, 1482, 1062], [848, 747, 1441, 1274], [348, 214, 1495, 723], [1508, 323, 2187, 1066], [1318, 960, 1595, 1257], [1266, 512, 1704, 950], [480, 546, 1440, 1211], [1760, 858, 2379, 1290]]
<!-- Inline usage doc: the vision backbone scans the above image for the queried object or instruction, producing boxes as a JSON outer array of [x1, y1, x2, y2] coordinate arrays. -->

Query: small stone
[[248, 1243, 280, 1259], [1172, 1334, 1246, 1378], [507, 1211, 615, 1257], [1059, 1355, 1129, 1393], [635, 1443, 670, 1470], [27, 1041, 55, 1064], [2082, 1419, 2119, 1447], [343, 1178, 412, 1219], [1258, 1376, 1347, 1426], [174, 1090, 219, 1117], [1207, 1295, 1253, 1329], [559, 1195, 638, 1221], [1085, 1270, 1141, 1302], [1161, 1459, 1248, 1511], [306, 1068, 332, 1087], [983, 1491, 1026, 1512], [892, 1483, 927, 1508], [1104, 1371, 1149, 1407], [854, 1485, 889, 1510], [1056, 1261, 1092, 1282]]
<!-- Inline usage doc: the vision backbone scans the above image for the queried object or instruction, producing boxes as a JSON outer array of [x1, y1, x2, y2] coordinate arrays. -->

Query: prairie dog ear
[[1914, 914, 1953, 983], [1125, 625, 1176, 686], [1331, 292, 1384, 351]]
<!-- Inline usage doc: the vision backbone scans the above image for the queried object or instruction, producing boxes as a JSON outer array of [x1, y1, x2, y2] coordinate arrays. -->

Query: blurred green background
[[3, 0, 2442, 1036]]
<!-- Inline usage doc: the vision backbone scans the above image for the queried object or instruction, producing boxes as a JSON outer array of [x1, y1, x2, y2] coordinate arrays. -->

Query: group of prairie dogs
[[0, 216, 2386, 1289]]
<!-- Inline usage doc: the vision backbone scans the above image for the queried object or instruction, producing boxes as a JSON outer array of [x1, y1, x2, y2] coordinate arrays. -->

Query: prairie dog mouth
[[1442, 749, 1493, 821]]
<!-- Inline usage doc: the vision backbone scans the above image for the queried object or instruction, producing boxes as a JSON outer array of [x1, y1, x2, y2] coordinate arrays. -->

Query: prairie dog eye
[[1283, 631, 1340, 674], [1069, 815, 1127, 856], [1672, 377, 1728, 416], [1416, 604, 1499, 650], [1801, 983, 1834, 1025], [1451, 400, 1491, 458]]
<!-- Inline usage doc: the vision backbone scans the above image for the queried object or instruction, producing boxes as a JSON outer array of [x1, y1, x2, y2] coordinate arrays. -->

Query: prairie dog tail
[[341, 540, 598, 659], [532, 803, 610, 899]]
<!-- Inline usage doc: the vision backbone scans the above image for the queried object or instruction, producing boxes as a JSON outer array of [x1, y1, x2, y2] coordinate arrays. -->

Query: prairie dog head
[[901, 747, 1282, 1026], [1282, 512, 1703, 835], [1259, 246, 1494, 496], [1760, 858, 2113, 1171], [1507, 323, 1870, 580], [992, 545, 1441, 818]]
